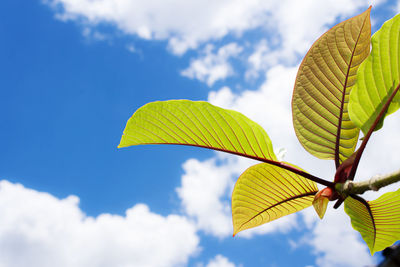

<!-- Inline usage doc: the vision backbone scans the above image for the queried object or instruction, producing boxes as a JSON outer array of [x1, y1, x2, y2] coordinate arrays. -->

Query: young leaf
[[349, 13, 400, 135], [312, 187, 334, 219], [344, 190, 400, 254], [232, 163, 318, 236], [313, 194, 330, 220], [119, 100, 277, 161], [292, 7, 371, 168]]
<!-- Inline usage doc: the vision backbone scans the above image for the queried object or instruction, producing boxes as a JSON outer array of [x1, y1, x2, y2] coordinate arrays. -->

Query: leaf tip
[[363, 5, 372, 16], [118, 134, 129, 148], [232, 228, 240, 237], [117, 140, 124, 149]]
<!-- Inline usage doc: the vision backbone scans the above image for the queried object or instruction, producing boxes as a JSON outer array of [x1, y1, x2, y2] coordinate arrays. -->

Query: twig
[[336, 169, 400, 196]]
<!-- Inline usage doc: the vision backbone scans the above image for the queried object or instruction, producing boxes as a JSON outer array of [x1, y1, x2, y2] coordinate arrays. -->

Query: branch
[[336, 169, 400, 196]]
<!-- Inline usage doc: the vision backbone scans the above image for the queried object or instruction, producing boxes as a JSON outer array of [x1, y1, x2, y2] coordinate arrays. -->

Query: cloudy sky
[[1, 0, 400, 266]]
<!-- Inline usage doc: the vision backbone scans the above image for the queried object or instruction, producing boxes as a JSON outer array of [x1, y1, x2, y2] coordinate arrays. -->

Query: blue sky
[[1, 1, 400, 266]]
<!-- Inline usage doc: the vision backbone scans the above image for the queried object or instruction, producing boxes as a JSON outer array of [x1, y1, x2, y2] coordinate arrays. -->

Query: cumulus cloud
[[245, 39, 278, 80], [244, 0, 383, 79], [176, 156, 240, 238], [45, 0, 275, 54], [44, 0, 377, 56], [204, 254, 237, 267], [181, 43, 243, 86], [0, 180, 199, 267]]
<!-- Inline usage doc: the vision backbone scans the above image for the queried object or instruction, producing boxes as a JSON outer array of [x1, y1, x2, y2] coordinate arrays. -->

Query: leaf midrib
[[334, 15, 369, 168], [236, 192, 317, 233], [351, 194, 377, 251]]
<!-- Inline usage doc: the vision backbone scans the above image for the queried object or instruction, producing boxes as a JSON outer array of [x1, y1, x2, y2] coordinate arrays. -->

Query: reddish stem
[[348, 81, 400, 181], [333, 81, 400, 209]]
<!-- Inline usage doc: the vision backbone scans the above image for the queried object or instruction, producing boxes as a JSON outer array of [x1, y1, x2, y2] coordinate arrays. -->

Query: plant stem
[[170, 144, 335, 187], [348, 81, 400, 181], [336, 168, 400, 196]]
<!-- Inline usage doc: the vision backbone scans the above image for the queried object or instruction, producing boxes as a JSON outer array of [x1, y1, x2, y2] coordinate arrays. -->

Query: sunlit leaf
[[344, 189, 400, 254], [349, 14, 400, 135], [232, 163, 318, 236], [292, 7, 371, 167], [119, 100, 277, 161]]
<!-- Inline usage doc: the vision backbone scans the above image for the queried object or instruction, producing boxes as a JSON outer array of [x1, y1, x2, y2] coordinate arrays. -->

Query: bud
[[312, 187, 334, 219]]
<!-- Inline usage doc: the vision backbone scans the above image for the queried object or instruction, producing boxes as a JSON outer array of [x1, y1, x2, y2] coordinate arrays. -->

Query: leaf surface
[[349, 14, 400, 135], [119, 100, 277, 161], [344, 190, 400, 254], [292, 8, 371, 167], [232, 163, 318, 236]]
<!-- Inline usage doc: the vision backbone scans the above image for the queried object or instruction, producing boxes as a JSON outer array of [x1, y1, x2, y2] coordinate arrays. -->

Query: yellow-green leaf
[[313, 195, 329, 219], [344, 189, 400, 254], [349, 13, 400, 135], [292, 7, 371, 167], [232, 163, 318, 236], [119, 100, 277, 161]]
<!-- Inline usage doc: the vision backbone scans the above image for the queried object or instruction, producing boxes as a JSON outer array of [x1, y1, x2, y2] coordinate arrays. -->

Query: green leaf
[[119, 100, 277, 161], [344, 190, 400, 254], [232, 163, 318, 236], [292, 7, 371, 167], [349, 14, 400, 135]]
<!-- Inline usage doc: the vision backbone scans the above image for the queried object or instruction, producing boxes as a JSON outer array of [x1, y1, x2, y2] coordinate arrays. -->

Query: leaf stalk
[[348, 81, 400, 181]]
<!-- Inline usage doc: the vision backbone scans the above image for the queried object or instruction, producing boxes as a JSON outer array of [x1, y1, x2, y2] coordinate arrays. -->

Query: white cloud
[[181, 43, 243, 86], [244, 1, 381, 79], [126, 44, 136, 53], [45, 0, 275, 54], [0, 180, 199, 267], [82, 27, 109, 41], [176, 156, 240, 238], [205, 254, 236, 267], [265, 0, 374, 57], [44, 0, 377, 55], [245, 39, 279, 80]]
